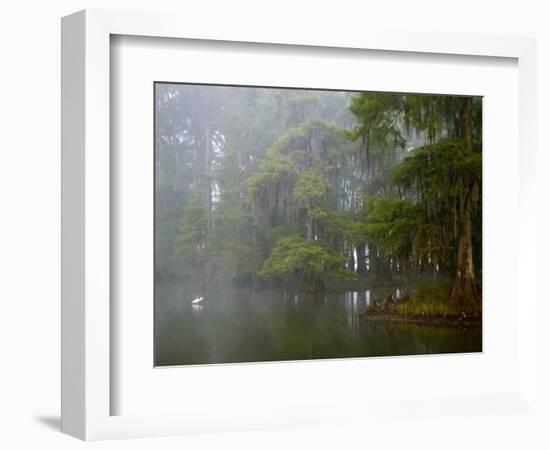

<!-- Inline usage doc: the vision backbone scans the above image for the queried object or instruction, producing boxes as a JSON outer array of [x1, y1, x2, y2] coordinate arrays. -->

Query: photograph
[[154, 83, 483, 366]]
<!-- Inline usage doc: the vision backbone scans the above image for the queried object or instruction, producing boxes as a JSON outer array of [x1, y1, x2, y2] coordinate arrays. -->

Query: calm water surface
[[155, 281, 482, 366]]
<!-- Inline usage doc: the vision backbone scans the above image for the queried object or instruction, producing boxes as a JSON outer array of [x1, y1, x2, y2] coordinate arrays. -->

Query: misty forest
[[154, 83, 482, 366]]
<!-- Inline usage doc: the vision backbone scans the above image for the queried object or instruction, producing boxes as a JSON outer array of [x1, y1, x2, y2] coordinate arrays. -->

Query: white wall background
[[0, 0, 547, 448]]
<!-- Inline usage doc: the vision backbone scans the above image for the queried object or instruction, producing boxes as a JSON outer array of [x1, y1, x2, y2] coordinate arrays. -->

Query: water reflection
[[155, 282, 481, 366]]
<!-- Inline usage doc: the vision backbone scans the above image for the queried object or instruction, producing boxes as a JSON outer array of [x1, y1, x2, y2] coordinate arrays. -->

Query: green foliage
[[348, 92, 405, 149], [361, 196, 423, 258], [393, 139, 482, 195], [391, 139, 482, 269], [246, 120, 352, 247], [155, 209, 184, 278], [216, 239, 260, 283], [173, 191, 209, 268], [396, 282, 479, 316], [211, 194, 260, 283], [403, 95, 445, 143], [346, 92, 408, 198], [247, 147, 293, 195], [292, 171, 330, 208], [324, 211, 354, 236], [259, 235, 346, 281]]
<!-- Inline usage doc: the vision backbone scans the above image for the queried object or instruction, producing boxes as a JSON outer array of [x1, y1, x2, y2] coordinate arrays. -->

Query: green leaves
[[349, 92, 405, 148], [173, 191, 209, 267], [247, 120, 348, 234], [393, 139, 482, 193], [292, 171, 330, 207], [361, 196, 422, 258], [259, 235, 346, 280], [352, 139, 481, 268]]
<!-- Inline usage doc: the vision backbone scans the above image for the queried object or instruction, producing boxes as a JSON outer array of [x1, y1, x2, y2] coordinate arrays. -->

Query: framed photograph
[[61, 9, 537, 440], [152, 82, 484, 368]]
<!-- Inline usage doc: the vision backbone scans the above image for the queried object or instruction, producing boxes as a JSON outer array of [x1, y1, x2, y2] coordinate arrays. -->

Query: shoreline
[[361, 312, 482, 328]]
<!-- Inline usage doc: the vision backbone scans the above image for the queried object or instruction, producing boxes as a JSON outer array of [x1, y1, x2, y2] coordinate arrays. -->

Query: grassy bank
[[361, 282, 482, 326]]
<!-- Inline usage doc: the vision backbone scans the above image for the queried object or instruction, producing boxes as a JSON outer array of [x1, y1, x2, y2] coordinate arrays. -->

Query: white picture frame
[[61, 9, 537, 441]]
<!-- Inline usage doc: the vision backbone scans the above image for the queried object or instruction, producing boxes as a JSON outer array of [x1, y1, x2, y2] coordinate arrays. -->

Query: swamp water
[[155, 281, 482, 366]]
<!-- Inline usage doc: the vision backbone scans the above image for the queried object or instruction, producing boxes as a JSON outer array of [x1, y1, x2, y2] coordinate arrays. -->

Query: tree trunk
[[451, 183, 480, 305], [451, 101, 478, 306], [204, 126, 213, 235], [306, 216, 314, 241], [451, 220, 478, 305], [301, 273, 325, 293], [356, 243, 367, 274], [375, 247, 393, 285]]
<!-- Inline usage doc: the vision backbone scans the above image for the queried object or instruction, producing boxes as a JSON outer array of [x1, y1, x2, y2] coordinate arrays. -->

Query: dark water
[[155, 282, 482, 366]]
